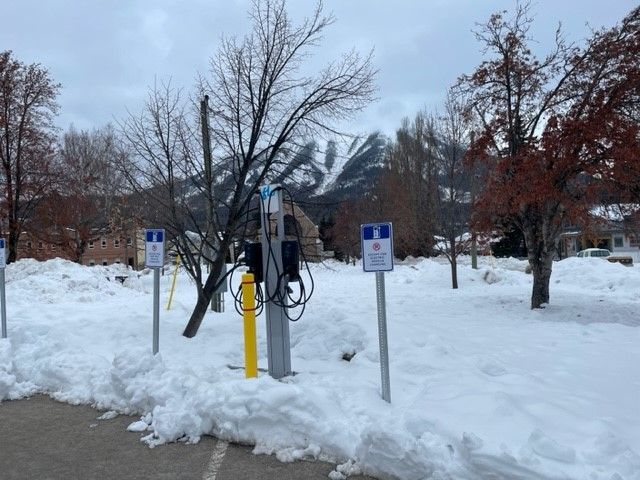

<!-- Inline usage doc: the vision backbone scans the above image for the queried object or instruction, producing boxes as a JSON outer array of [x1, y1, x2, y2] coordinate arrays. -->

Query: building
[[560, 205, 640, 262], [260, 202, 325, 261], [17, 228, 144, 268], [82, 230, 141, 267], [561, 229, 640, 261]]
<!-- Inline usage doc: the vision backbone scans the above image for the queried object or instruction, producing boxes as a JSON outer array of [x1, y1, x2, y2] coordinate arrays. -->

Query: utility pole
[[200, 96, 225, 311]]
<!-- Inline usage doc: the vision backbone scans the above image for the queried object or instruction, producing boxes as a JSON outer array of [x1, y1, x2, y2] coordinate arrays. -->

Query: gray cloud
[[2, 0, 636, 136]]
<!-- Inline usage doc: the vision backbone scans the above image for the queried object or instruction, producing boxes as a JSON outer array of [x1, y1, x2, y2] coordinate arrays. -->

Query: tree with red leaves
[[330, 199, 364, 264], [0, 51, 60, 262], [458, 4, 640, 308]]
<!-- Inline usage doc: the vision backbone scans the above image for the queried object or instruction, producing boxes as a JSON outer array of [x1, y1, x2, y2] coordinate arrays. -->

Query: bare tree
[[118, 82, 204, 273], [379, 113, 439, 257], [434, 92, 472, 289], [119, 0, 375, 337], [0, 50, 60, 262], [32, 125, 126, 263]]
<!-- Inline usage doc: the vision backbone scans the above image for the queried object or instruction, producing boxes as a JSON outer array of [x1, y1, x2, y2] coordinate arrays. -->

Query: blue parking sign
[[361, 223, 394, 272], [145, 229, 165, 268]]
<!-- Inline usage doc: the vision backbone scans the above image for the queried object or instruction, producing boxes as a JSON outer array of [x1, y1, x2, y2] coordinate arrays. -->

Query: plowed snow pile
[[1, 256, 639, 480]]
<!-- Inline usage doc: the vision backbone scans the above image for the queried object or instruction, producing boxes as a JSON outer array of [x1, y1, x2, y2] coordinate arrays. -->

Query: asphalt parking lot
[[0, 395, 376, 480]]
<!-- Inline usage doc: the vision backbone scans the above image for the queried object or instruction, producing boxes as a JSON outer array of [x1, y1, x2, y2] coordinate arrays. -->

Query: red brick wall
[[17, 232, 140, 268], [82, 234, 138, 267]]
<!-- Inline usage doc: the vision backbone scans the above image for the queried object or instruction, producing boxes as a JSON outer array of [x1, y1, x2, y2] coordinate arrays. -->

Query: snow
[[1, 255, 639, 479], [591, 204, 640, 222]]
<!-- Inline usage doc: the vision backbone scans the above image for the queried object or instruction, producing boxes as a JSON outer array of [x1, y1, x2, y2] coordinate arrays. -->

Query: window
[[51, 244, 56, 251], [630, 235, 640, 248], [102, 259, 108, 266], [115, 259, 121, 264], [37, 241, 43, 250], [89, 260, 95, 266], [89, 240, 94, 249], [127, 237, 133, 247], [284, 214, 295, 236], [577, 252, 584, 257], [101, 238, 107, 249], [114, 238, 120, 248], [26, 241, 32, 249], [614, 236, 624, 248]]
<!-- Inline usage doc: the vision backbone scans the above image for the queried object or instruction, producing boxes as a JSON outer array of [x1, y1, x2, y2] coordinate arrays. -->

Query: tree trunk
[[186, 290, 211, 337], [470, 232, 478, 269], [182, 242, 229, 338], [529, 251, 553, 308], [521, 210, 559, 310], [450, 256, 458, 289], [450, 236, 458, 289], [8, 228, 18, 263]]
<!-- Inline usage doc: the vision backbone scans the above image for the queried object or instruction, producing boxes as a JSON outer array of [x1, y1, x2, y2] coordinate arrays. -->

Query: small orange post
[[241, 273, 258, 378]]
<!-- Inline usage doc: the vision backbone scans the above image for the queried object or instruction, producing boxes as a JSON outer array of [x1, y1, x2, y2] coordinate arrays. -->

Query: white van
[[576, 248, 633, 265], [576, 248, 610, 258]]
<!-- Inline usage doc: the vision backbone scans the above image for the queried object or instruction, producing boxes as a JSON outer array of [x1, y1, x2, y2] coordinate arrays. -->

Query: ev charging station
[[239, 184, 311, 380], [0, 238, 6, 339], [259, 184, 292, 379]]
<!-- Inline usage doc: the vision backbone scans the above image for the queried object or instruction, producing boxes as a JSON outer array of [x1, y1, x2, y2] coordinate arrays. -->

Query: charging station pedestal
[[259, 184, 292, 379]]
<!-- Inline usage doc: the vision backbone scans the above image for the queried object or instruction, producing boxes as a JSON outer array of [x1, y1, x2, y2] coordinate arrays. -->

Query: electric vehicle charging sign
[[145, 229, 165, 268], [259, 184, 281, 213], [0, 239, 5, 269], [361, 223, 393, 272]]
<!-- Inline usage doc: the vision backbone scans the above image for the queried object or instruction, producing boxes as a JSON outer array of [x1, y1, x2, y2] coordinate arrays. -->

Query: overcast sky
[[2, 0, 636, 137]]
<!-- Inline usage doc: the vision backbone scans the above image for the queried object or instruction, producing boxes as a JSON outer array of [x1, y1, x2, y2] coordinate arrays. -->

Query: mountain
[[276, 132, 389, 221], [171, 131, 390, 227]]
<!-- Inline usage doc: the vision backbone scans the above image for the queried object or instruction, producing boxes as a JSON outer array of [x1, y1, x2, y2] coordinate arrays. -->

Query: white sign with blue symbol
[[0, 238, 5, 269], [361, 223, 393, 272], [259, 184, 280, 213], [145, 229, 165, 268]]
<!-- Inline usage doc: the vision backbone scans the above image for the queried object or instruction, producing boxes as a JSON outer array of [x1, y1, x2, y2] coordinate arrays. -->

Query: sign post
[[361, 223, 394, 403], [0, 239, 6, 339], [145, 229, 165, 355]]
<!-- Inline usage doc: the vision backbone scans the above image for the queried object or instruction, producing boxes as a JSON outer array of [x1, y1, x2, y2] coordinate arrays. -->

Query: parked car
[[576, 248, 633, 266]]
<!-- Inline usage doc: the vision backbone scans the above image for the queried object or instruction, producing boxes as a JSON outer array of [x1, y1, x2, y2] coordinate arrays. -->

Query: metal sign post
[[259, 184, 292, 379], [145, 229, 165, 355], [0, 239, 6, 339], [212, 263, 228, 312], [361, 223, 394, 403]]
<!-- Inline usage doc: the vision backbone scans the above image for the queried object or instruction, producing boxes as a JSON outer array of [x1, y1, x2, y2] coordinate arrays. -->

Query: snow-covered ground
[[1, 256, 639, 480]]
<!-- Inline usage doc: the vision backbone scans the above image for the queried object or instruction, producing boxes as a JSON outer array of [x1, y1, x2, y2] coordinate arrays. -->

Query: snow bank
[[1, 257, 639, 480], [6, 258, 144, 303], [0, 339, 36, 399]]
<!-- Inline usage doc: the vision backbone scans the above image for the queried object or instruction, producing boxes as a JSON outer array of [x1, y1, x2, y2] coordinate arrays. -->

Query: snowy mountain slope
[[169, 132, 388, 227], [320, 132, 388, 200], [266, 132, 388, 208], [1, 256, 639, 479]]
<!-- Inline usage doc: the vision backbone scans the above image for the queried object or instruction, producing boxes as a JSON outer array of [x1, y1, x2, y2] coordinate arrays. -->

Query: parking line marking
[[203, 440, 228, 480]]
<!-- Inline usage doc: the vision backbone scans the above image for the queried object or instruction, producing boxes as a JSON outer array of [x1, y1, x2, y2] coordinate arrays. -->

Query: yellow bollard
[[241, 273, 258, 378], [165, 255, 181, 310]]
